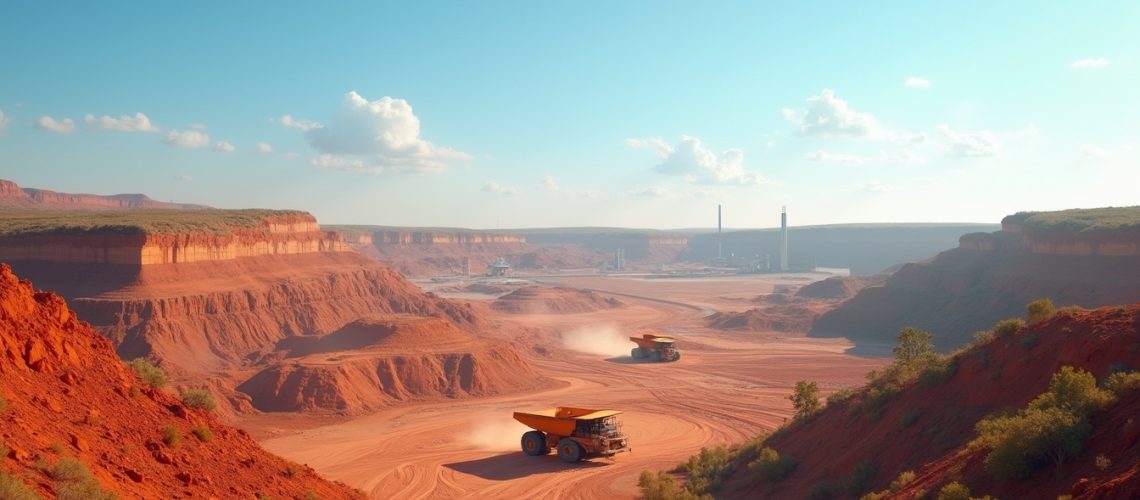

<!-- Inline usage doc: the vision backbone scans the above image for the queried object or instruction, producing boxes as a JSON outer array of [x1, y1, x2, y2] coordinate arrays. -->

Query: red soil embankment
[[0, 263, 358, 498], [237, 315, 543, 414], [709, 276, 883, 333], [724, 305, 1140, 499], [491, 285, 625, 314]]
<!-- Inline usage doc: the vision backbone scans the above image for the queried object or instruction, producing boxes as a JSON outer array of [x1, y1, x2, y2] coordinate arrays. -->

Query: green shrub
[[889, 470, 916, 492], [919, 357, 958, 387], [1030, 366, 1114, 416], [937, 481, 972, 500], [789, 381, 821, 419], [48, 457, 115, 499], [126, 358, 168, 388], [0, 471, 40, 500], [679, 446, 733, 494], [162, 425, 183, 448], [191, 426, 213, 443], [637, 470, 707, 500], [1105, 371, 1140, 396], [747, 447, 797, 482], [993, 318, 1025, 337], [973, 330, 996, 346], [58, 480, 117, 500], [1026, 298, 1057, 324], [826, 388, 857, 405], [841, 460, 877, 496], [975, 406, 1090, 480], [1019, 333, 1039, 349], [181, 389, 217, 412], [893, 327, 935, 366]]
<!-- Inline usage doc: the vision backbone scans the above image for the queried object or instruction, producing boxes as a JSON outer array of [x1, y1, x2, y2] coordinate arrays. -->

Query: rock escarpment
[[0, 178, 207, 210], [812, 207, 1140, 349], [0, 264, 359, 498]]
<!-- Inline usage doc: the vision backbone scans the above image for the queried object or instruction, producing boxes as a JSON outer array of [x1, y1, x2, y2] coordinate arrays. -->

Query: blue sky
[[1, 1, 1137, 229]]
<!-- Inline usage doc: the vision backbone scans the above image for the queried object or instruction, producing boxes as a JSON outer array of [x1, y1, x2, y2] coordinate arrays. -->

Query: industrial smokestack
[[780, 206, 788, 271], [717, 204, 723, 260]]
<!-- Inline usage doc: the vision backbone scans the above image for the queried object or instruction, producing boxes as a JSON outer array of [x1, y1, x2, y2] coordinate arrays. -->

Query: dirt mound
[[706, 304, 825, 333], [491, 286, 624, 314], [463, 283, 509, 295], [721, 305, 1140, 499], [812, 224, 1140, 350], [0, 264, 356, 498], [237, 316, 543, 413], [795, 275, 884, 300], [0, 178, 208, 210]]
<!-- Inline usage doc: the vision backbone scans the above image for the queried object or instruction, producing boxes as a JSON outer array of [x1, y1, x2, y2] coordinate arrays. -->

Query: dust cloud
[[463, 419, 532, 450], [560, 325, 631, 357]]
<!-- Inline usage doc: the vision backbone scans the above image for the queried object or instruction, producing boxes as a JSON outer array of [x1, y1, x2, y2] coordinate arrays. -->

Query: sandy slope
[[258, 274, 887, 499]]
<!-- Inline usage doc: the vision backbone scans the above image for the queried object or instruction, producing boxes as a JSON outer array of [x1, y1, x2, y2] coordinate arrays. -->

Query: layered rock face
[[0, 178, 207, 210], [0, 264, 358, 498], [812, 210, 1140, 349]]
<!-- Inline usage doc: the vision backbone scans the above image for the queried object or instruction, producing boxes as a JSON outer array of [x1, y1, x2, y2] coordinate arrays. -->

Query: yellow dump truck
[[512, 407, 630, 463], [629, 333, 680, 362]]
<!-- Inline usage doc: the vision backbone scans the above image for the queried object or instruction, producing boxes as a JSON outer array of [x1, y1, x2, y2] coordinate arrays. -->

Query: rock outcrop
[[0, 178, 207, 210], [811, 208, 1140, 349], [0, 263, 358, 498]]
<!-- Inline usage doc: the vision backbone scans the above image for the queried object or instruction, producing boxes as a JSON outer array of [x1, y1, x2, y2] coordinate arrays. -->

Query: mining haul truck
[[513, 407, 630, 463], [629, 333, 680, 362]]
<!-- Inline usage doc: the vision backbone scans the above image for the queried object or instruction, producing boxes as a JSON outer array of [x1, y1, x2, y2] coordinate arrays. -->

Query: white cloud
[[277, 114, 320, 131], [312, 154, 367, 172], [482, 181, 517, 195], [164, 129, 210, 148], [904, 77, 931, 89], [0, 109, 11, 131], [783, 89, 884, 138], [805, 150, 863, 165], [540, 174, 559, 192], [213, 141, 235, 152], [1071, 58, 1109, 69], [257, 142, 273, 154], [630, 186, 672, 197], [305, 91, 471, 173], [35, 116, 76, 134], [84, 112, 158, 132], [937, 125, 1000, 157], [631, 135, 763, 186]]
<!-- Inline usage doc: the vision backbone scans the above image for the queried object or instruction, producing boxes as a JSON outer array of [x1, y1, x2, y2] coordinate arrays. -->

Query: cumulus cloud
[[805, 150, 863, 165], [277, 114, 320, 131], [213, 141, 235, 152], [482, 181, 517, 195], [783, 89, 884, 138], [312, 154, 367, 172], [84, 112, 158, 132], [937, 125, 1000, 157], [1071, 58, 1109, 69], [630, 186, 672, 197], [540, 174, 559, 192], [35, 116, 76, 134], [304, 91, 470, 173], [630, 135, 763, 186], [257, 142, 273, 154], [164, 129, 210, 148], [904, 77, 931, 89]]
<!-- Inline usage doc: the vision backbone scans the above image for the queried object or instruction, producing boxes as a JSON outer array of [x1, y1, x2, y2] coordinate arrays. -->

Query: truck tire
[[630, 347, 642, 359], [557, 438, 583, 463], [521, 431, 549, 456], [672, 351, 680, 361]]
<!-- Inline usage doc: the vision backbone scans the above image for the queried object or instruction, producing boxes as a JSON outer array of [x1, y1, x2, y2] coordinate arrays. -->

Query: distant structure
[[488, 257, 511, 277], [717, 204, 723, 261], [780, 206, 789, 271], [614, 248, 625, 271]]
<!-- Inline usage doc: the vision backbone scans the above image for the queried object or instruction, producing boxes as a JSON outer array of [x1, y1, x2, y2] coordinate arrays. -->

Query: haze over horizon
[[1, 2, 1137, 229]]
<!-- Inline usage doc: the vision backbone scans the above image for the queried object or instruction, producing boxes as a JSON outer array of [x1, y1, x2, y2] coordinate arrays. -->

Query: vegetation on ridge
[[1003, 206, 1140, 232], [0, 208, 309, 236]]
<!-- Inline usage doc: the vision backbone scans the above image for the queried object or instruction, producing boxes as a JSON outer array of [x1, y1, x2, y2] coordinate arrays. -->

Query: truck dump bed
[[513, 407, 623, 436], [629, 333, 677, 348]]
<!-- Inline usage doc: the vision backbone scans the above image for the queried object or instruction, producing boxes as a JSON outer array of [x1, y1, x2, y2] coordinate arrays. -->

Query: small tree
[[1026, 298, 1056, 324], [789, 380, 821, 419], [1030, 366, 1114, 416], [893, 327, 935, 366], [936, 481, 972, 500], [992, 318, 1025, 337]]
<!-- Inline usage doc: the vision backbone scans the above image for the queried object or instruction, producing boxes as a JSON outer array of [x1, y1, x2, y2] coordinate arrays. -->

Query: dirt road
[[259, 275, 885, 499]]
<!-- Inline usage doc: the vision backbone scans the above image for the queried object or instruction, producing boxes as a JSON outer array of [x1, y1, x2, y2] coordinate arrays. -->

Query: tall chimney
[[780, 206, 788, 271], [717, 204, 723, 260]]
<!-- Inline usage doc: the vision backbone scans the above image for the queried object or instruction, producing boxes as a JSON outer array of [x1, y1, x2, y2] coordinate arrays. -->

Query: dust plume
[[560, 324, 631, 357], [463, 419, 532, 450]]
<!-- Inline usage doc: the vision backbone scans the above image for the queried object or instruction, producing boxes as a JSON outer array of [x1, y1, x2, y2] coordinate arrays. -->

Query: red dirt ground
[[726, 304, 1140, 499], [0, 263, 358, 498], [491, 285, 625, 314]]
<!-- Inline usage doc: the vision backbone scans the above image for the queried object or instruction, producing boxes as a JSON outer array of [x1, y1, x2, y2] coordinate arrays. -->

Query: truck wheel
[[630, 347, 641, 359], [521, 431, 549, 456], [557, 438, 583, 463], [673, 351, 681, 361]]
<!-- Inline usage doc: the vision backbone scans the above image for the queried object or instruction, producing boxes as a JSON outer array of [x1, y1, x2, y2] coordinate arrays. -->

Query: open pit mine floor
[[255, 273, 888, 499]]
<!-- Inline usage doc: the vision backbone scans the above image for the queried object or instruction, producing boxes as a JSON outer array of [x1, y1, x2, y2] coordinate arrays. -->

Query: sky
[[1, 1, 1137, 229]]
